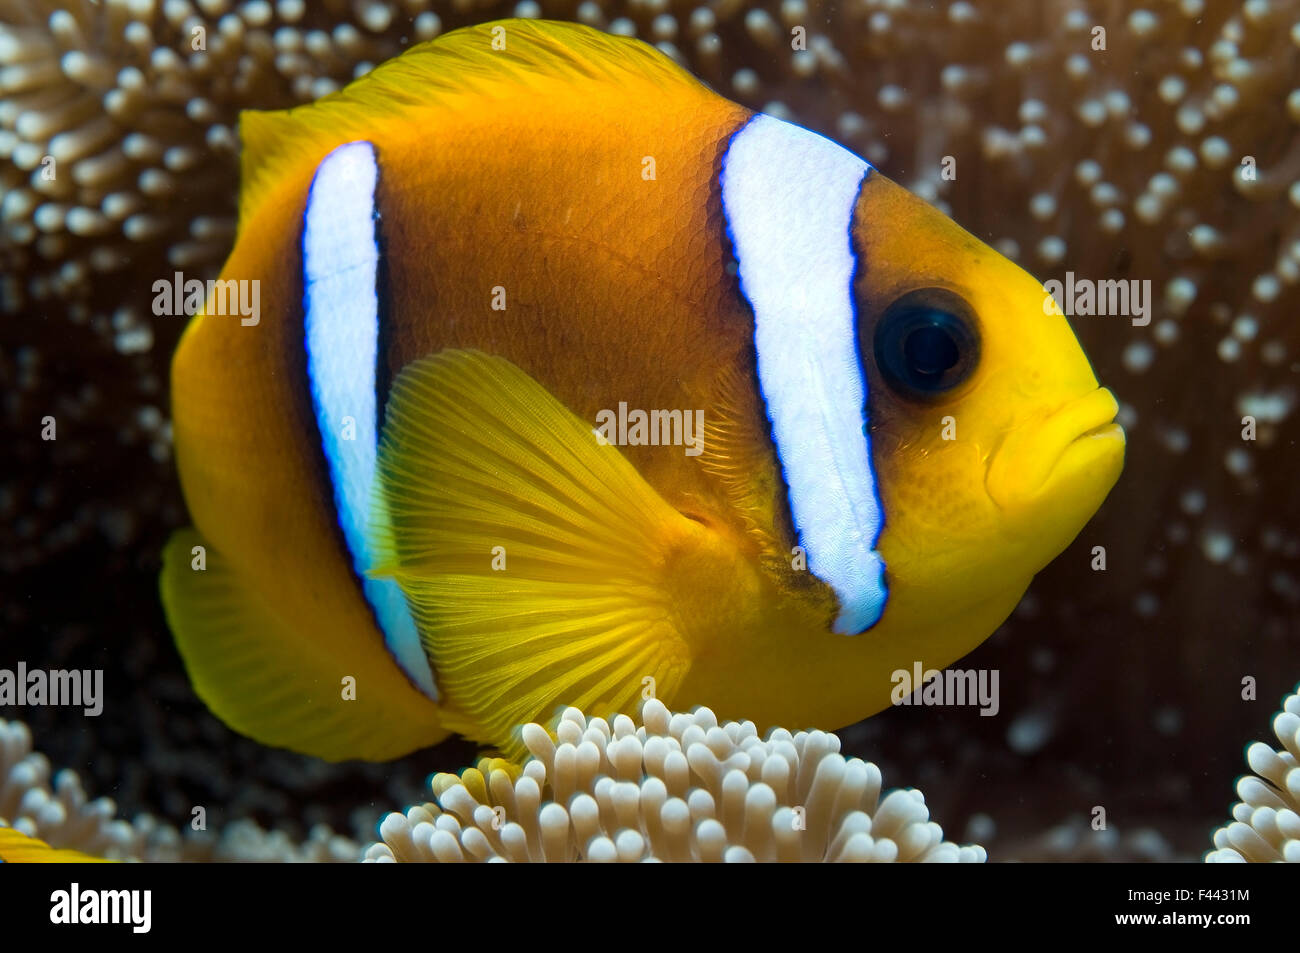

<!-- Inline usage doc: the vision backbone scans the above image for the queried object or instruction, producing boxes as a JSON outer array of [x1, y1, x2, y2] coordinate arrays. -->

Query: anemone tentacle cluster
[[0, 0, 444, 320], [1205, 681, 1300, 863], [364, 700, 986, 863], [0, 717, 361, 862]]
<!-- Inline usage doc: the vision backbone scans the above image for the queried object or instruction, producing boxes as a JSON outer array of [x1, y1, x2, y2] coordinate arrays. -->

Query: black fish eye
[[872, 288, 979, 400]]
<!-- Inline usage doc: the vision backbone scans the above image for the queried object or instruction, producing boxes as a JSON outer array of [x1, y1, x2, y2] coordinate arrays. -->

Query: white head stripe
[[720, 114, 887, 635], [303, 141, 437, 697]]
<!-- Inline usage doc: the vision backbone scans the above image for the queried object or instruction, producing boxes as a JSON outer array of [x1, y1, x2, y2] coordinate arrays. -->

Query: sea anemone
[[364, 700, 986, 862], [0, 0, 452, 322], [0, 716, 171, 860], [0, 717, 361, 862], [1205, 681, 1300, 863]]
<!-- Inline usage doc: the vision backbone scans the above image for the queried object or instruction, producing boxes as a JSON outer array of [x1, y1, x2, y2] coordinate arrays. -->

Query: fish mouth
[[987, 387, 1125, 513]]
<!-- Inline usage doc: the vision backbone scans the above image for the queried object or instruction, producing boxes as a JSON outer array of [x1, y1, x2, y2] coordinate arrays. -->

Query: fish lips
[[986, 386, 1126, 523]]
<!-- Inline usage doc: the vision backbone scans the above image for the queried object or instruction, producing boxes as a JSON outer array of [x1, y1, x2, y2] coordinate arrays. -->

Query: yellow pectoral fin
[[371, 349, 744, 758], [160, 529, 445, 762], [0, 827, 113, 863]]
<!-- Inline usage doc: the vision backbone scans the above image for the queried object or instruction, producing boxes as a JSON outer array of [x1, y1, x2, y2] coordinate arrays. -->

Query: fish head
[[851, 172, 1125, 629]]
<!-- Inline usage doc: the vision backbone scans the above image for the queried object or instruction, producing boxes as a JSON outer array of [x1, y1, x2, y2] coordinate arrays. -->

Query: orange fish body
[[164, 20, 1123, 761]]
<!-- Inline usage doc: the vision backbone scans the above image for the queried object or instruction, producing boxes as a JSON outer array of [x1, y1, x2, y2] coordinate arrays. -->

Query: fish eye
[[872, 288, 980, 400]]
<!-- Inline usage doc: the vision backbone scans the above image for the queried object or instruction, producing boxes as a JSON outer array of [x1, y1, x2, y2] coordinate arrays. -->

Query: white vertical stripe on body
[[720, 114, 888, 635], [303, 140, 437, 697]]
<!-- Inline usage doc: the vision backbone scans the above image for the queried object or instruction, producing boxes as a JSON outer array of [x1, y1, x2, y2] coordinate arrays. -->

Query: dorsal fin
[[237, 19, 709, 223]]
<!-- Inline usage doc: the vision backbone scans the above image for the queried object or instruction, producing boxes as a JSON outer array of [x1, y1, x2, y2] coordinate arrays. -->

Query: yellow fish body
[[161, 19, 1124, 761]]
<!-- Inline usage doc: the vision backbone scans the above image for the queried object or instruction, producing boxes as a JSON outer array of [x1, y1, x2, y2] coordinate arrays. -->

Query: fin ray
[[371, 350, 723, 756], [160, 529, 446, 762], [0, 827, 112, 863]]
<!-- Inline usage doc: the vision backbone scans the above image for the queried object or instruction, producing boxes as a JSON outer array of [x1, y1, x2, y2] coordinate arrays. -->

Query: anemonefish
[[161, 19, 1124, 762]]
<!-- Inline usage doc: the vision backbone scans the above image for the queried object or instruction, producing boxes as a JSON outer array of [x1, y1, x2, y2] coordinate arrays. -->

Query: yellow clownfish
[[160, 19, 1124, 762]]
